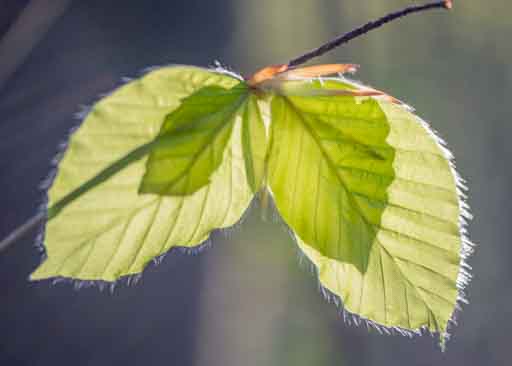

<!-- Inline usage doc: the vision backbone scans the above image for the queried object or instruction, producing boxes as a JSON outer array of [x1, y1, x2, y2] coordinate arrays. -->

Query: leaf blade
[[268, 84, 464, 336], [31, 66, 254, 281]]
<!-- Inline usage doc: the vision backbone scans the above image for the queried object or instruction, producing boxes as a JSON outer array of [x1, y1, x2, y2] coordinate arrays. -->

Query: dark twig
[[0, 212, 45, 253], [288, 0, 452, 67]]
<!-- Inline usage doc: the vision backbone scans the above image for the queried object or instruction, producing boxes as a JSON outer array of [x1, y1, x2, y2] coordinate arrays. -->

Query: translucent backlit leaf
[[267, 78, 466, 337], [31, 66, 254, 281]]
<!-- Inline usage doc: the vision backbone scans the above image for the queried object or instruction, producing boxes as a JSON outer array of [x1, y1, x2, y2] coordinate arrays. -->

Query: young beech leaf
[[268, 77, 466, 338], [31, 66, 255, 281], [139, 84, 249, 195]]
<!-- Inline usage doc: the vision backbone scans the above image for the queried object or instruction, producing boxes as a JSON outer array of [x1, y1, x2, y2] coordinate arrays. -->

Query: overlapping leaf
[[31, 66, 254, 281], [139, 84, 249, 195], [241, 95, 268, 192], [268, 80, 463, 336]]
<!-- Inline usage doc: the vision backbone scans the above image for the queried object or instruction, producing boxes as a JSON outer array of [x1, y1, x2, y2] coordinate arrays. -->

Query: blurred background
[[0, 0, 508, 365]]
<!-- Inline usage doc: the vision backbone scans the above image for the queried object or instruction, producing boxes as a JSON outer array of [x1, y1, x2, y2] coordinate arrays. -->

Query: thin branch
[[288, 0, 452, 68], [0, 212, 45, 253], [0, 140, 156, 254]]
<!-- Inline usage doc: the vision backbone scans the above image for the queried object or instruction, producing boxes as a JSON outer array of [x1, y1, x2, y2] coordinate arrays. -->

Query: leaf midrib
[[282, 96, 373, 228], [282, 96, 372, 273]]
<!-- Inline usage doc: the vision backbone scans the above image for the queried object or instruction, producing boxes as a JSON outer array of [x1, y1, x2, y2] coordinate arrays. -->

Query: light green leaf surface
[[31, 66, 254, 281], [139, 84, 249, 195], [268, 83, 462, 335]]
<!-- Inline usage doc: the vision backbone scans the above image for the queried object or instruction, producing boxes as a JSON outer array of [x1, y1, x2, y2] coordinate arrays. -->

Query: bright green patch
[[242, 95, 268, 192], [139, 84, 249, 195]]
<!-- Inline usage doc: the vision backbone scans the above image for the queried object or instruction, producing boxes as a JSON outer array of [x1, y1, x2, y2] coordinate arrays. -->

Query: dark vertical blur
[[0, 1, 509, 365]]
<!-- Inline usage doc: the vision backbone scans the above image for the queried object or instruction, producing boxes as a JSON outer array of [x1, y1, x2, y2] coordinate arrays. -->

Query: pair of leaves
[[32, 65, 466, 340]]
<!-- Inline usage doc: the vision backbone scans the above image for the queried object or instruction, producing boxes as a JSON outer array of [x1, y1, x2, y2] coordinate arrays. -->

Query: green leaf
[[139, 83, 249, 196], [242, 95, 268, 192], [268, 83, 463, 336], [31, 66, 254, 281]]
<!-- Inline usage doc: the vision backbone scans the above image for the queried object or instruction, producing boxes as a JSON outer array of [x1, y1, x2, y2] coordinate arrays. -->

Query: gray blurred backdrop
[[0, 0, 508, 365]]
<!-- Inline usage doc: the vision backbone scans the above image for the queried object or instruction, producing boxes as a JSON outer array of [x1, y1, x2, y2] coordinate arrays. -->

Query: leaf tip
[[28, 266, 48, 282]]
